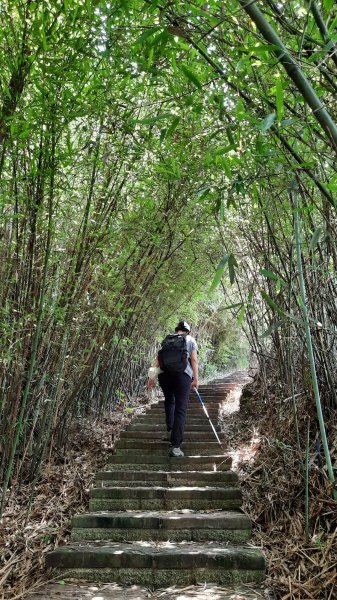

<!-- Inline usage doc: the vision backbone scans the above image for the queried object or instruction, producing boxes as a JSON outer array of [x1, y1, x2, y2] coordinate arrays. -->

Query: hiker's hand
[[147, 378, 154, 391], [192, 379, 198, 391]]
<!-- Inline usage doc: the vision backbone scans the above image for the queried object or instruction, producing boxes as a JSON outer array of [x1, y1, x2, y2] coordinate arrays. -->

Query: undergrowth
[[223, 377, 337, 600]]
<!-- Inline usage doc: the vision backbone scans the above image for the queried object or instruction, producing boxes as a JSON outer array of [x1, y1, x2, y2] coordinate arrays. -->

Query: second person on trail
[[148, 321, 198, 458]]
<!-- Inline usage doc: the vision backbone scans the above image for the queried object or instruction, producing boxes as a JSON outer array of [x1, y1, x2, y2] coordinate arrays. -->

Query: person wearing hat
[[147, 321, 198, 457]]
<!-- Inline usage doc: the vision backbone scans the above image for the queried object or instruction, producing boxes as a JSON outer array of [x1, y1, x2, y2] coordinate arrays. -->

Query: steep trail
[[28, 373, 269, 599]]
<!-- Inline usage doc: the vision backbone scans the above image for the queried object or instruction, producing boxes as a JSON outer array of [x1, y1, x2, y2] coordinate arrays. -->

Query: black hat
[[175, 320, 191, 333]]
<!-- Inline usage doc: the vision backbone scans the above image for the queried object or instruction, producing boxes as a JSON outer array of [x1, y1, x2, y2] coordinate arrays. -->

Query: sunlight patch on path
[[219, 388, 242, 417], [26, 582, 271, 600], [218, 385, 261, 472], [227, 427, 261, 472]]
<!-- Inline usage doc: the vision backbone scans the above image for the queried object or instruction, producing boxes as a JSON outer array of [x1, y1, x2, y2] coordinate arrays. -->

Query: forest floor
[[220, 379, 337, 600], [1, 373, 335, 599]]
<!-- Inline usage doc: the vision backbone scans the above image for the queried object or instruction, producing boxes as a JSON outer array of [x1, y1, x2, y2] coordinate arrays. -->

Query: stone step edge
[[46, 543, 265, 571], [107, 454, 231, 460], [127, 423, 222, 428], [96, 469, 237, 478], [72, 510, 250, 530], [106, 462, 231, 469], [103, 464, 231, 472], [113, 449, 225, 457], [133, 418, 220, 422], [90, 486, 242, 499], [115, 442, 224, 446], [48, 567, 264, 588]]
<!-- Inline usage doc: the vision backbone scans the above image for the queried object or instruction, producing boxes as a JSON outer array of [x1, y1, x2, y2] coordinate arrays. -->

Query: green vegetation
[[1, 0, 337, 515]]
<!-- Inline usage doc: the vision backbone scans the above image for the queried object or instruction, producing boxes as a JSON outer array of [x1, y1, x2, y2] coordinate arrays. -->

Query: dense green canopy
[[1, 0, 337, 512]]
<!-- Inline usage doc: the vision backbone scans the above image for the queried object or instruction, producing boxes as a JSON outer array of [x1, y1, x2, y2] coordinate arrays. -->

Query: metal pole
[[194, 390, 222, 446]]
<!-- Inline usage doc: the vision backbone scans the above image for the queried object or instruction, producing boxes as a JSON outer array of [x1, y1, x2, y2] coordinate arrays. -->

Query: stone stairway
[[46, 377, 265, 588]]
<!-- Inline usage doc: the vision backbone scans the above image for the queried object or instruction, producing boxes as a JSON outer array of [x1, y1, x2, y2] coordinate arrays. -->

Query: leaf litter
[[0, 405, 136, 600], [220, 377, 337, 600]]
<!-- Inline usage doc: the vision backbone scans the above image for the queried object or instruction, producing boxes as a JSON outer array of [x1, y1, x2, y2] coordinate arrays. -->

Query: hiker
[[147, 321, 198, 457]]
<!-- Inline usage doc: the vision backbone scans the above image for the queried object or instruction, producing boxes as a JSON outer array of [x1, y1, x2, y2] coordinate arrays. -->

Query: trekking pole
[[194, 389, 222, 446]]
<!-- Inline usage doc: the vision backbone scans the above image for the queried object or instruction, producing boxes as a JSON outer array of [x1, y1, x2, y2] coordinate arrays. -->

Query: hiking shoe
[[169, 446, 184, 458]]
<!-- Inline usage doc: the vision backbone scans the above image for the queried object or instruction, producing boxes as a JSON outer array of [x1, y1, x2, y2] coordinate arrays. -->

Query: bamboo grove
[[1, 0, 337, 518]]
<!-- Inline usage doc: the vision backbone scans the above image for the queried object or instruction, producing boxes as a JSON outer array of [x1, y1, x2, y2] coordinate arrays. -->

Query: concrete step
[[120, 430, 223, 441], [106, 454, 231, 471], [46, 542, 265, 587], [127, 423, 222, 432], [186, 395, 230, 402], [198, 384, 238, 390], [146, 402, 220, 415], [194, 390, 232, 395], [133, 421, 220, 429], [46, 375, 265, 591], [135, 417, 218, 424], [95, 470, 239, 487], [89, 486, 242, 511], [71, 510, 251, 543], [146, 413, 220, 421], [189, 392, 232, 398], [146, 410, 220, 418], [115, 441, 223, 454]]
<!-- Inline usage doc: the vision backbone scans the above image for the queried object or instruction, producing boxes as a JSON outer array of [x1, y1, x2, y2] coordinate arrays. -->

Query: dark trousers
[[158, 372, 191, 447]]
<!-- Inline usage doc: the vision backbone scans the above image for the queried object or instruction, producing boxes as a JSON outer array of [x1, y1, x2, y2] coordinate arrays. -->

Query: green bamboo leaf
[[233, 175, 245, 195], [41, 28, 48, 51], [310, 226, 325, 251], [223, 159, 232, 179], [166, 117, 180, 138], [325, 182, 337, 191], [261, 320, 284, 338], [329, 15, 337, 33], [237, 304, 246, 325], [85, 0, 93, 17], [0, 213, 24, 221], [260, 290, 286, 317], [228, 253, 238, 284], [147, 46, 154, 67], [260, 268, 286, 287], [221, 302, 244, 310], [133, 27, 161, 45], [259, 112, 276, 132], [227, 195, 237, 209], [226, 125, 235, 144], [181, 65, 202, 89], [135, 113, 173, 125], [245, 43, 281, 53], [281, 118, 298, 126], [236, 98, 246, 122], [324, 0, 333, 9], [214, 144, 237, 156], [209, 254, 230, 292], [322, 40, 335, 54], [195, 187, 211, 199]]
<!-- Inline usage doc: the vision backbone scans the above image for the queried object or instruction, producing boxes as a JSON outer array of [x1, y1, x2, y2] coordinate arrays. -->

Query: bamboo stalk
[[305, 0, 337, 68], [292, 182, 337, 500], [305, 417, 310, 539], [239, 0, 337, 154]]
